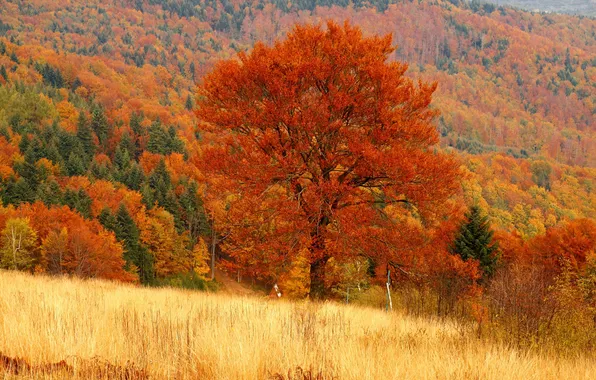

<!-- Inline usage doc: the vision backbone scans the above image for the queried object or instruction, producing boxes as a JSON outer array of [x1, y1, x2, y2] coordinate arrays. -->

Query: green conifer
[[450, 206, 500, 279]]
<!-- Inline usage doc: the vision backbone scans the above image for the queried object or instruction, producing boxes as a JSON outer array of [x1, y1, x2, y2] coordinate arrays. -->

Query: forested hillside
[[491, 0, 596, 16], [0, 0, 593, 296]]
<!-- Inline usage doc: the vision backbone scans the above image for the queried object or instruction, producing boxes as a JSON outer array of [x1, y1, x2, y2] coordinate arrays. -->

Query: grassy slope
[[0, 270, 595, 379]]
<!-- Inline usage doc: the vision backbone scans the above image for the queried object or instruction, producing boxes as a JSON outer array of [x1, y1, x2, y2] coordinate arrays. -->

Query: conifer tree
[[147, 121, 169, 154], [119, 131, 136, 158], [450, 206, 500, 279], [66, 150, 86, 176], [123, 162, 144, 191], [90, 106, 110, 146], [185, 94, 193, 111], [98, 207, 117, 232], [114, 204, 155, 284], [64, 188, 92, 219], [76, 112, 95, 162], [37, 179, 63, 206], [113, 145, 131, 174], [148, 159, 172, 204]]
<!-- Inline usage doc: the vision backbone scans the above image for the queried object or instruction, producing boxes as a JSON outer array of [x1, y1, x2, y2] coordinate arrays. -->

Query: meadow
[[0, 270, 595, 379]]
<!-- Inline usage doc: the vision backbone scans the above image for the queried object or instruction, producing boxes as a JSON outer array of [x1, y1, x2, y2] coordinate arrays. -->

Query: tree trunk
[[309, 257, 329, 299]]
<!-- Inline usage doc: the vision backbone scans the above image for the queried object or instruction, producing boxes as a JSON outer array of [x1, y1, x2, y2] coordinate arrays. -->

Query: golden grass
[[0, 270, 595, 379]]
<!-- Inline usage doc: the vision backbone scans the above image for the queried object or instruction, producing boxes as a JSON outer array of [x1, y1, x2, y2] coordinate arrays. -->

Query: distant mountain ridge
[[489, 0, 596, 16]]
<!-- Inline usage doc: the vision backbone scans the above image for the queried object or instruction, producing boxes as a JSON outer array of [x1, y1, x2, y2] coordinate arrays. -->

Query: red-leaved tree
[[196, 21, 460, 297]]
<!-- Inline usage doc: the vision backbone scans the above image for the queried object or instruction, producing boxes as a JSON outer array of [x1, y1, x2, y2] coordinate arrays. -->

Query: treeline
[[0, 57, 212, 288]]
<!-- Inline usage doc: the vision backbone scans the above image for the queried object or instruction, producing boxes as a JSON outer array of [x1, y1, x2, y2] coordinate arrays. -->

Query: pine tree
[[179, 181, 210, 242], [450, 206, 500, 279], [113, 145, 131, 173], [37, 179, 63, 206], [64, 189, 92, 219], [90, 106, 110, 146], [128, 113, 145, 159], [123, 162, 144, 190], [114, 204, 155, 284], [167, 126, 185, 154], [119, 131, 136, 158], [98, 207, 117, 232], [57, 130, 77, 163], [76, 112, 95, 162], [148, 159, 172, 204], [89, 159, 112, 180], [185, 94, 193, 111], [147, 121, 170, 154], [66, 151, 86, 176], [189, 62, 195, 81]]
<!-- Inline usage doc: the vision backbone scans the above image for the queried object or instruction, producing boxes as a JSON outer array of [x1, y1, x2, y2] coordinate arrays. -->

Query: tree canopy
[[196, 21, 460, 297]]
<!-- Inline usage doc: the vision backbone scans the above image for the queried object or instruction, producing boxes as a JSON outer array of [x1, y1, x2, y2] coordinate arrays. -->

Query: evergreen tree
[[14, 141, 43, 198], [57, 130, 77, 163], [123, 162, 144, 190], [114, 204, 155, 284], [1, 177, 34, 205], [450, 206, 500, 279], [189, 62, 195, 80], [168, 126, 185, 154], [119, 131, 136, 157], [140, 183, 155, 209], [179, 181, 210, 242], [89, 158, 112, 180], [90, 106, 110, 146], [37, 179, 63, 206], [185, 94, 193, 111], [98, 207, 116, 231], [147, 122, 184, 155], [113, 145, 131, 174], [129, 113, 145, 159], [66, 151, 86, 176], [64, 189, 92, 219], [148, 159, 172, 203], [147, 121, 170, 154], [76, 112, 95, 162], [43, 142, 63, 167]]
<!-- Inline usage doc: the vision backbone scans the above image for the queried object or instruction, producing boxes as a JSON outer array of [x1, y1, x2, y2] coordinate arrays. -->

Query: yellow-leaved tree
[[0, 218, 38, 271]]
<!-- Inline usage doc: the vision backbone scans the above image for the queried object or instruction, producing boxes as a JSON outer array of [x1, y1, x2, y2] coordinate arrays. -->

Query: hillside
[[490, 0, 596, 16], [1, 270, 595, 379], [1, 0, 595, 166], [0, 0, 593, 312]]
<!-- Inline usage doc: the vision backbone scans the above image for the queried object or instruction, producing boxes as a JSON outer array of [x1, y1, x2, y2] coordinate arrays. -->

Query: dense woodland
[[0, 0, 594, 347]]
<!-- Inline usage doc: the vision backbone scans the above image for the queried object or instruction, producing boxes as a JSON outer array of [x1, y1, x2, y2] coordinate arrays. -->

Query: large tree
[[196, 21, 460, 298]]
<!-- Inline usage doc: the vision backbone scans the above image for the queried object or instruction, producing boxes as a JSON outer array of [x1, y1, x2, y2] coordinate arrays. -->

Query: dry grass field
[[0, 270, 595, 379]]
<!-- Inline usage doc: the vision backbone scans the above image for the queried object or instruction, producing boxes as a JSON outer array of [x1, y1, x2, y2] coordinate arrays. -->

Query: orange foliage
[[197, 21, 460, 295], [0, 202, 135, 282]]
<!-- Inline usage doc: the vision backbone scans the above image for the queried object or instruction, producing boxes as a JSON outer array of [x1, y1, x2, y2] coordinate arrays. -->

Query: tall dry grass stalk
[[0, 270, 594, 379]]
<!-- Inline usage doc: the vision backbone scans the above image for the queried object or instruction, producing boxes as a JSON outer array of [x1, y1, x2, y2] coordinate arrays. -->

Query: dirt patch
[[215, 267, 262, 296]]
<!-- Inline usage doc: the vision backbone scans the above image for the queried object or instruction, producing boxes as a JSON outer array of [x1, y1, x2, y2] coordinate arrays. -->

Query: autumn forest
[[0, 0, 595, 372]]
